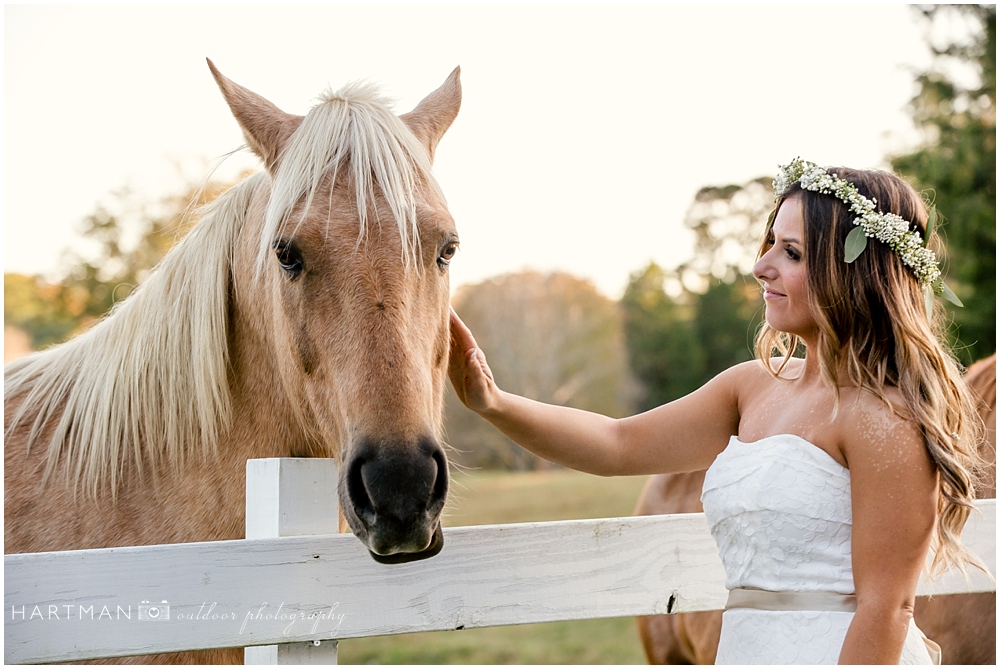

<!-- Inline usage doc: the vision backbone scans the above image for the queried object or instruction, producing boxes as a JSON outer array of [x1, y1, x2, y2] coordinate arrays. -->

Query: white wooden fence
[[4, 459, 996, 664]]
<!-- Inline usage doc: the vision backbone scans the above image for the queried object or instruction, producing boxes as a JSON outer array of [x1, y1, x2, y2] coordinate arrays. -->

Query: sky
[[4, 3, 945, 299]]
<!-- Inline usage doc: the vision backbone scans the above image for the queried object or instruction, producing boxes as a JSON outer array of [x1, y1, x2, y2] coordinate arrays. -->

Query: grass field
[[337, 468, 652, 664]]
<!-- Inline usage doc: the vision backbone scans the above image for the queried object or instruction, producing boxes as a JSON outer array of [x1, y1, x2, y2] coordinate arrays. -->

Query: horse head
[[210, 61, 460, 563]]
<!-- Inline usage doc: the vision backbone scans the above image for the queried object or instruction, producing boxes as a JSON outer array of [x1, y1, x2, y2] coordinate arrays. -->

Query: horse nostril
[[347, 456, 375, 524], [428, 444, 449, 515]]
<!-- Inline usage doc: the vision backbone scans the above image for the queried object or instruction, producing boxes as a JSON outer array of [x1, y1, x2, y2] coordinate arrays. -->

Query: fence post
[[243, 458, 341, 665]]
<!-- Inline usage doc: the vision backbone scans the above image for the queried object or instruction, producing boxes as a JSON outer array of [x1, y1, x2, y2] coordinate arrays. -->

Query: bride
[[447, 159, 985, 664]]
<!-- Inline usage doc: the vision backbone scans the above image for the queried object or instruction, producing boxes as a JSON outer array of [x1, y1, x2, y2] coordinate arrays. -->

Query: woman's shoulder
[[835, 386, 930, 472], [707, 358, 806, 412], [721, 356, 805, 386], [837, 385, 911, 428]]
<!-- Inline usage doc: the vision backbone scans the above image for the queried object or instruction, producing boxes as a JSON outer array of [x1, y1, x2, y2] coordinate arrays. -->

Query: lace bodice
[[701, 434, 935, 665], [701, 434, 854, 594]]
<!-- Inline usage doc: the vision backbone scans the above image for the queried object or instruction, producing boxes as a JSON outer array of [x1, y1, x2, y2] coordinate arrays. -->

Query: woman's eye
[[438, 242, 459, 266], [785, 246, 801, 261], [273, 240, 304, 278]]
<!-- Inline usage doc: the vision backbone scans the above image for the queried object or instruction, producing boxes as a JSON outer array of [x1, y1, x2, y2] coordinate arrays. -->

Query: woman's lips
[[763, 288, 786, 300]]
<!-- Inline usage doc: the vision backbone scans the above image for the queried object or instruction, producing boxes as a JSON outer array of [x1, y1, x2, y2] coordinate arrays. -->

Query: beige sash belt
[[724, 588, 942, 664], [725, 587, 858, 613]]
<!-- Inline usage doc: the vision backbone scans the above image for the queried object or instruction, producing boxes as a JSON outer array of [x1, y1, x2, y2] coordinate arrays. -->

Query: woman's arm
[[837, 395, 938, 664], [448, 309, 743, 476]]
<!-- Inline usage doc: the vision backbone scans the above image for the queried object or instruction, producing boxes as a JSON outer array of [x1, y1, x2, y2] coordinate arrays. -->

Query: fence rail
[[4, 459, 996, 664]]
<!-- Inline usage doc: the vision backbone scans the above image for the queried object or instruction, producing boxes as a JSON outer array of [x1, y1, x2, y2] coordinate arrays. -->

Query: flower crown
[[772, 157, 962, 310]]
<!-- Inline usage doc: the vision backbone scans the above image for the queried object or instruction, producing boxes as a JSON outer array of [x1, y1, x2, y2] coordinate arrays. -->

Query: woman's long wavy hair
[[755, 166, 986, 577]]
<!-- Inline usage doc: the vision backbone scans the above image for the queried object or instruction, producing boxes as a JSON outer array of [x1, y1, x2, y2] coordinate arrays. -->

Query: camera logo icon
[[138, 600, 170, 621]]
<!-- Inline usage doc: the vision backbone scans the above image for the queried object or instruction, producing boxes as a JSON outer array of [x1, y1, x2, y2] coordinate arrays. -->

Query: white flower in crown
[[772, 158, 961, 309]]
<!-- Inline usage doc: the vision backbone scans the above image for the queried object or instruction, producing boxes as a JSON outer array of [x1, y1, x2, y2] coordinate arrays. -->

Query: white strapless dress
[[701, 434, 936, 665]]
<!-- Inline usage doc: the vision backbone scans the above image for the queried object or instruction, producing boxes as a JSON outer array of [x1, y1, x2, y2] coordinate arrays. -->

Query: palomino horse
[[636, 354, 997, 665], [4, 61, 462, 663]]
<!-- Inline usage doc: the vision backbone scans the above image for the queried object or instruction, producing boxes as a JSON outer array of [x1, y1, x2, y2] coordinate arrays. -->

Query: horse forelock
[[3, 173, 266, 499], [258, 81, 442, 276]]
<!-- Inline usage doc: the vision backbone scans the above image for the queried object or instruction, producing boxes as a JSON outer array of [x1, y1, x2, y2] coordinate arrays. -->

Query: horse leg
[[634, 472, 722, 664]]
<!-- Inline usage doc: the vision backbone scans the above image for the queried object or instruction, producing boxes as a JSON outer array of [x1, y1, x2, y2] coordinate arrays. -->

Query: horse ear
[[400, 67, 462, 163], [207, 59, 303, 173]]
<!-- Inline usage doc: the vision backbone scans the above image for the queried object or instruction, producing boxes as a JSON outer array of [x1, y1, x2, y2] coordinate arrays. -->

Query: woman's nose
[[752, 253, 773, 282]]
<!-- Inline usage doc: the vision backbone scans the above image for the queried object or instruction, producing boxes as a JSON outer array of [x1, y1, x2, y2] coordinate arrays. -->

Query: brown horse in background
[[5, 62, 462, 663], [635, 354, 997, 665]]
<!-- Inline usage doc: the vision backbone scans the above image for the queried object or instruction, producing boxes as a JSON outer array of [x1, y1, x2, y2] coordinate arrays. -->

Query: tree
[[4, 273, 86, 349], [621, 177, 769, 410], [680, 177, 773, 283], [62, 178, 237, 328], [694, 277, 762, 380], [892, 5, 996, 364], [4, 175, 242, 350], [446, 271, 636, 470], [620, 263, 704, 411]]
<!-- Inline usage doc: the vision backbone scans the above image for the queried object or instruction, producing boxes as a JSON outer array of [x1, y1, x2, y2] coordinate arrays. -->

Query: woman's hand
[[448, 308, 500, 414]]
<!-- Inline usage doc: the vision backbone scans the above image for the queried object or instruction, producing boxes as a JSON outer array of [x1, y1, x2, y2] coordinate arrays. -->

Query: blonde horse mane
[[4, 82, 442, 499], [259, 80, 444, 273], [4, 173, 262, 499]]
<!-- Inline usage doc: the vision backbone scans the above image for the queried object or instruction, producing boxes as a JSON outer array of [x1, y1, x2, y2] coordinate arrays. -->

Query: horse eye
[[273, 240, 304, 278], [438, 242, 459, 267]]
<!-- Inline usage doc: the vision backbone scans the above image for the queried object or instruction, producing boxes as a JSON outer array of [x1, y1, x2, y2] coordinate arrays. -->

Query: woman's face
[[753, 196, 817, 339]]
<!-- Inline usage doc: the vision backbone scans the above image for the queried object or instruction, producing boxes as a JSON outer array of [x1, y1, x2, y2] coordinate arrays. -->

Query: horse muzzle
[[368, 523, 444, 564], [341, 435, 448, 563]]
